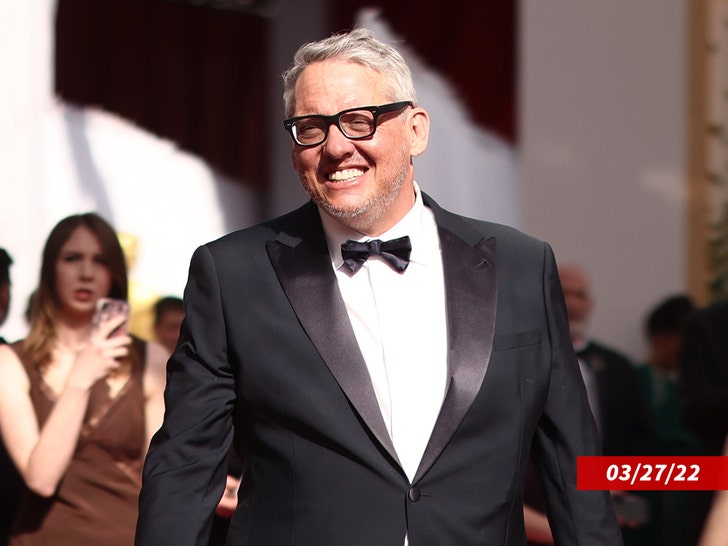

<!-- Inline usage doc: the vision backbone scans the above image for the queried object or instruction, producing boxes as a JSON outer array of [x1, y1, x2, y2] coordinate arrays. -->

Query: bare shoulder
[[145, 340, 170, 368], [0, 344, 32, 429], [0, 343, 29, 390]]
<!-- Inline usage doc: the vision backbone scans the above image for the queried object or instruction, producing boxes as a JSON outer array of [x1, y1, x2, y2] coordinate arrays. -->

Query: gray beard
[[308, 150, 410, 232], [316, 176, 400, 219]]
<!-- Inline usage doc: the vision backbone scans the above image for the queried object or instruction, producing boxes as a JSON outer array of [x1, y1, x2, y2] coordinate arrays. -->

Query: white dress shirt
[[320, 184, 448, 484]]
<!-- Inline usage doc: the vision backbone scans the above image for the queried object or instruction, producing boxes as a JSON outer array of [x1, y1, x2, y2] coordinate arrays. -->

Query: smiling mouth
[[327, 168, 364, 182]]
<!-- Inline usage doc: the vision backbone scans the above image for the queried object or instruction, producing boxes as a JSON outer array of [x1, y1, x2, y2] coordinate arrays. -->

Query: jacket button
[[408, 486, 421, 502]]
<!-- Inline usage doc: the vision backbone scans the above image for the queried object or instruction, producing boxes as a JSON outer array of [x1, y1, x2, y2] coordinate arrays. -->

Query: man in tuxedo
[[136, 29, 621, 546]]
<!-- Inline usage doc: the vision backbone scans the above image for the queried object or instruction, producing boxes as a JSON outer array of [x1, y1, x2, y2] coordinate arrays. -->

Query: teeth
[[328, 168, 364, 181]]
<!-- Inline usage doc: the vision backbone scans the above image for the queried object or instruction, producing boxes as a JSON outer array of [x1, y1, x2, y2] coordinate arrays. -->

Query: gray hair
[[282, 28, 417, 117]]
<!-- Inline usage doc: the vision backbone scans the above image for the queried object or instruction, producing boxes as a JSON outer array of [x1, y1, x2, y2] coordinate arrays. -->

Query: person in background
[[557, 263, 653, 545], [152, 296, 185, 354], [136, 29, 621, 546], [0, 248, 24, 546], [679, 298, 728, 544], [0, 213, 167, 546], [637, 295, 698, 455], [634, 294, 699, 546], [557, 263, 653, 456]]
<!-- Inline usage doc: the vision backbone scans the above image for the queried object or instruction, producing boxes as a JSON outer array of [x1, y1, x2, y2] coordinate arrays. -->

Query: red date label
[[578, 456, 728, 490]]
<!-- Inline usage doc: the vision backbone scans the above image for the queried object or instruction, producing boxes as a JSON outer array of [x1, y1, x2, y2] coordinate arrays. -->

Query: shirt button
[[408, 485, 421, 502]]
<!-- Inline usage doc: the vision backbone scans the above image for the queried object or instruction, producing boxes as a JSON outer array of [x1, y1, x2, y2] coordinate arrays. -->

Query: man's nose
[[322, 123, 355, 156]]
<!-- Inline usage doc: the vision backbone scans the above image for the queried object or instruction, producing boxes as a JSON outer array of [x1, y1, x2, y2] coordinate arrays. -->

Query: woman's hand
[[68, 313, 131, 390]]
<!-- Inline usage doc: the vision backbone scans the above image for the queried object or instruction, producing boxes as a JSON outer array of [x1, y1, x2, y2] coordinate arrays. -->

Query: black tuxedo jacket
[[136, 195, 622, 546]]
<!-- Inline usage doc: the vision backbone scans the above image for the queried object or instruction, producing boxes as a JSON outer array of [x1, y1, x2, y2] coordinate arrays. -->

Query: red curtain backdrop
[[55, 0, 269, 187], [335, 1, 517, 145], [54, 0, 515, 188]]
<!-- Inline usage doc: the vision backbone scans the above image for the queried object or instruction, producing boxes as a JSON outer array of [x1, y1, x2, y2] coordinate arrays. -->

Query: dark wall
[[334, 1, 517, 144]]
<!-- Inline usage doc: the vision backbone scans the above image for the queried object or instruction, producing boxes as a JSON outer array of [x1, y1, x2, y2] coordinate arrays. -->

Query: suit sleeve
[[530, 243, 623, 545], [136, 245, 236, 546]]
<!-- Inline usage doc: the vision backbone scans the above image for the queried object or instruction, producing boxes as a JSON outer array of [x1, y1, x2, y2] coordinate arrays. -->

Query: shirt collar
[[320, 182, 440, 270]]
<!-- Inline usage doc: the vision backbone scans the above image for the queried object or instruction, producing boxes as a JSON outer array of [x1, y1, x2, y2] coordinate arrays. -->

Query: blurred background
[[0, 0, 725, 363]]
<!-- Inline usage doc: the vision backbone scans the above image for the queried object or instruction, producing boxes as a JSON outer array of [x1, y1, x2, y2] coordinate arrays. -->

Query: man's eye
[[297, 121, 322, 134]]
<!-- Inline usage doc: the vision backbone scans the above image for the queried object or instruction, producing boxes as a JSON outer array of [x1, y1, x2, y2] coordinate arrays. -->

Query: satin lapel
[[265, 206, 399, 465], [415, 200, 498, 482]]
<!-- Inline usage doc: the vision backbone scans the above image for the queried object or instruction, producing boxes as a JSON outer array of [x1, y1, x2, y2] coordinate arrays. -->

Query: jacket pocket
[[493, 328, 541, 351]]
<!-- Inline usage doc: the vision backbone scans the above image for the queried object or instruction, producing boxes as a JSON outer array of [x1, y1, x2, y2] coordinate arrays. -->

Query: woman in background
[[0, 213, 167, 546]]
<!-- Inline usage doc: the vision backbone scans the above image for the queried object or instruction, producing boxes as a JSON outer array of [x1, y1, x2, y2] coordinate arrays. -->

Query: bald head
[[558, 263, 594, 347]]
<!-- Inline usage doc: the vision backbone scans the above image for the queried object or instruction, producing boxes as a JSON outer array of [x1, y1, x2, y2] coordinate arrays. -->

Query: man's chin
[[317, 196, 370, 221]]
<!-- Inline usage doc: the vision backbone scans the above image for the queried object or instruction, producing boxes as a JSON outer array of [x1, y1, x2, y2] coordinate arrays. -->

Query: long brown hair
[[24, 213, 129, 371]]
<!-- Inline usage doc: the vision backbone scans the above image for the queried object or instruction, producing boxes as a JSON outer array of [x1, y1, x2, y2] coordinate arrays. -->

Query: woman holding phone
[[0, 213, 167, 546]]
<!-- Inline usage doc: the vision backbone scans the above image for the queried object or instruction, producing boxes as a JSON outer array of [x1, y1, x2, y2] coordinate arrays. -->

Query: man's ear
[[408, 107, 430, 157]]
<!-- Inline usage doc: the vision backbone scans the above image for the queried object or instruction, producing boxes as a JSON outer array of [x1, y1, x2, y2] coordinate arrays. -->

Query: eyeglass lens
[[292, 110, 376, 146]]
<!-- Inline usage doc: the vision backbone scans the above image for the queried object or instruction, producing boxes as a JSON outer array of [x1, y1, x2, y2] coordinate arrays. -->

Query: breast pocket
[[493, 328, 541, 352]]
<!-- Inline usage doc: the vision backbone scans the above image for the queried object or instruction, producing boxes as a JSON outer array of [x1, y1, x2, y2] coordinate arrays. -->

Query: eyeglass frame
[[282, 101, 414, 147]]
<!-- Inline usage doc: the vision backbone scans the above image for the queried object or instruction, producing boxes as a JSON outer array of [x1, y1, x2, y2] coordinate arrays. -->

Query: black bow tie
[[341, 236, 412, 273]]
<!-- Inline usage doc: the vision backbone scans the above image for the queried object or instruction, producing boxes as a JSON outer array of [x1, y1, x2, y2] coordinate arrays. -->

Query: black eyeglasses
[[283, 101, 413, 147]]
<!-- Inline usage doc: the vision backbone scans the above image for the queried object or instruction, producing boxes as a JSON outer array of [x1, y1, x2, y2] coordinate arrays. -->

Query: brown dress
[[9, 340, 146, 546]]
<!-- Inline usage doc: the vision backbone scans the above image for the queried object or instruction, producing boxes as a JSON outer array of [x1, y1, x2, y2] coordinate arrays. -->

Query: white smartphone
[[93, 297, 130, 337]]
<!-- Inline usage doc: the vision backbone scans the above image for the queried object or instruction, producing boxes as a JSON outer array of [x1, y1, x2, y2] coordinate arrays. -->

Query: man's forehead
[[293, 61, 387, 114]]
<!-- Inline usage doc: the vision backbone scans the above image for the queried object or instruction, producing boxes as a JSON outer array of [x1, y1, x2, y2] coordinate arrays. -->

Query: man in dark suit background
[[557, 263, 653, 545], [557, 263, 653, 457], [524, 264, 654, 544], [135, 29, 622, 546]]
